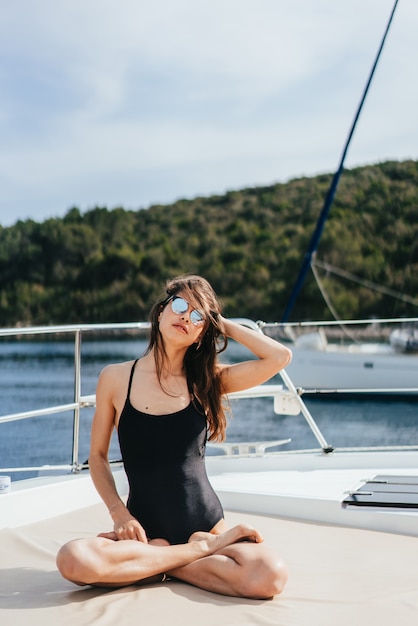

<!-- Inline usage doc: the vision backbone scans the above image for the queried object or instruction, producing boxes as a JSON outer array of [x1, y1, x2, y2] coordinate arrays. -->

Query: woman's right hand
[[111, 503, 148, 543]]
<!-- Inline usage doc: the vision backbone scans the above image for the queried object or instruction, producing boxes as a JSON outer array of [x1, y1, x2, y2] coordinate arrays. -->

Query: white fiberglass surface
[[210, 467, 418, 500]]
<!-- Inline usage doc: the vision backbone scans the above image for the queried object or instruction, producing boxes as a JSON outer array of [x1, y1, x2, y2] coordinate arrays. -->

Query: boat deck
[[1, 500, 418, 626], [207, 449, 418, 536]]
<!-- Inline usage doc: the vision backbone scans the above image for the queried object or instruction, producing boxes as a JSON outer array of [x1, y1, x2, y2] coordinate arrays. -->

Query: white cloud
[[0, 0, 417, 225]]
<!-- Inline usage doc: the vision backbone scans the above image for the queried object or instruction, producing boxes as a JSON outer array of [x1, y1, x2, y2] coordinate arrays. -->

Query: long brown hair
[[145, 275, 228, 441]]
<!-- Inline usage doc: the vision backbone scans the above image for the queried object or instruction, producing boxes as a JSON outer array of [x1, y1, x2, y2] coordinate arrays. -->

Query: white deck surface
[[207, 452, 418, 536]]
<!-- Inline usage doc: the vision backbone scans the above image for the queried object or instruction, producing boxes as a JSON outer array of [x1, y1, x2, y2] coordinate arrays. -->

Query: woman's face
[[158, 292, 206, 346]]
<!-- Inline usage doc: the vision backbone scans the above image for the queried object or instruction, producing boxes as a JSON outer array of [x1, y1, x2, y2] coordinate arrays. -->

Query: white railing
[[262, 316, 418, 329], [0, 319, 336, 476], [2, 316, 418, 476], [0, 322, 149, 474]]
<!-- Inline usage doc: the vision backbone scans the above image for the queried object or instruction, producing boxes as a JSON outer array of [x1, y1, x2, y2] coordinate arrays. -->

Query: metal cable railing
[[3, 316, 416, 475], [0, 322, 150, 474]]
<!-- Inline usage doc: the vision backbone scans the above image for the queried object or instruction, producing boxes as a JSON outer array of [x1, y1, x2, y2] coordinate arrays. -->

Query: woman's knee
[[264, 557, 288, 597], [56, 539, 91, 585], [241, 554, 288, 599]]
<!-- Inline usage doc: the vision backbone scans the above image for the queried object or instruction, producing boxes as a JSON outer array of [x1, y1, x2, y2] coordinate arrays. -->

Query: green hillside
[[1, 159, 417, 326]]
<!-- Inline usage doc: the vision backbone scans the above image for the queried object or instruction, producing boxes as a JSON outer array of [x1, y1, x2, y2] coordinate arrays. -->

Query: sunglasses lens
[[171, 297, 204, 326], [190, 310, 204, 325], [171, 297, 188, 315]]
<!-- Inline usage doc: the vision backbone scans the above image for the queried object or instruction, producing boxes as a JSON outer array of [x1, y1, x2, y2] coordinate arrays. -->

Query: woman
[[57, 275, 292, 598]]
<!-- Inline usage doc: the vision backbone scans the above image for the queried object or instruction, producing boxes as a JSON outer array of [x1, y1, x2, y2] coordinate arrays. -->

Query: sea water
[[0, 338, 417, 481]]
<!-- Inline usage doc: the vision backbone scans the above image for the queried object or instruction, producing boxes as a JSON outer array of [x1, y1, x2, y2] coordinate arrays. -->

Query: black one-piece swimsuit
[[117, 360, 224, 544]]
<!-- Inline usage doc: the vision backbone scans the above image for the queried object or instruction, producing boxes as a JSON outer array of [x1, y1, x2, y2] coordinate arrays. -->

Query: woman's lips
[[173, 323, 188, 333]]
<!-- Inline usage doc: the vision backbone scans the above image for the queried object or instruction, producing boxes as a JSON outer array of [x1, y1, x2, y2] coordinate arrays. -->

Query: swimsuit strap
[[126, 359, 139, 401]]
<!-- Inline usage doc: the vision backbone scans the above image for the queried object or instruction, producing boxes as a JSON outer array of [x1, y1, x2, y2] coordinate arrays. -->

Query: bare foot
[[189, 524, 264, 554], [97, 531, 118, 540]]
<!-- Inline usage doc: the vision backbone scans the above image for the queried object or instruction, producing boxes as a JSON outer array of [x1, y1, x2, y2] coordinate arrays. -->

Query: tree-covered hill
[[1, 159, 417, 326]]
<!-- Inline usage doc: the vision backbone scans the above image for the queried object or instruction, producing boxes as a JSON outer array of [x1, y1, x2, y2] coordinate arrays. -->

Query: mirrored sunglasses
[[170, 296, 205, 326]]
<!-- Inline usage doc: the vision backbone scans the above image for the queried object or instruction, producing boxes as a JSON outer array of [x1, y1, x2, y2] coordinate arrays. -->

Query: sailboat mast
[[281, 0, 399, 323]]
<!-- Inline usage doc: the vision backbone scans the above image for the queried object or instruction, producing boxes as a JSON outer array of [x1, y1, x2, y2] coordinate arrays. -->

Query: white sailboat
[[265, 317, 418, 396], [274, 0, 417, 398]]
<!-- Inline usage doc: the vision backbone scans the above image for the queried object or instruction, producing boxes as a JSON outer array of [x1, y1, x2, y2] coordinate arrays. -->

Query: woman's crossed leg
[[56, 523, 287, 599]]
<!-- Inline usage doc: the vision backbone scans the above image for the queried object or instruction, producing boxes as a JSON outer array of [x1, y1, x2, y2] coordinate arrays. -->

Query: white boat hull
[[284, 344, 418, 394]]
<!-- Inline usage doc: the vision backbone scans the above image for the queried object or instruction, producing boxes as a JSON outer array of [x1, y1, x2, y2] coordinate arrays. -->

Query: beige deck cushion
[[1, 503, 417, 626]]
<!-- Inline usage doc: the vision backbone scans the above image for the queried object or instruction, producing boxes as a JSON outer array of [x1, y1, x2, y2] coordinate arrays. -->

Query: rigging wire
[[309, 258, 360, 343], [312, 258, 418, 307], [310, 250, 418, 344], [281, 0, 400, 322]]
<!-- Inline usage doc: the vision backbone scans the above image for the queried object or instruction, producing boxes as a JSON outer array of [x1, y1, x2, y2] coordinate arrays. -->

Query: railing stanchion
[[71, 330, 82, 472]]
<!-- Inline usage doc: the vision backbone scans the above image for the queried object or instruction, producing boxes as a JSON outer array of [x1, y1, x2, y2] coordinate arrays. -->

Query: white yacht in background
[[266, 317, 418, 396]]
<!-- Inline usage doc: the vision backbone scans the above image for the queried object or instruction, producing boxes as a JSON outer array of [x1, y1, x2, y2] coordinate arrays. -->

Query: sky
[[0, 0, 416, 227]]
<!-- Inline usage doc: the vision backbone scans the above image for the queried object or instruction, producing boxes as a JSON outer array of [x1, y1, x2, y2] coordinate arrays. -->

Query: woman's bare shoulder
[[98, 360, 137, 386]]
